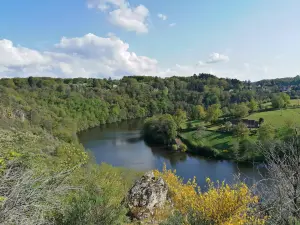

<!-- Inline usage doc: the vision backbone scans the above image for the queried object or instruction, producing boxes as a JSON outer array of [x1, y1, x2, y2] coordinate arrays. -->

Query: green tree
[[234, 122, 249, 139], [280, 92, 291, 106], [173, 109, 187, 130], [222, 107, 230, 116], [30, 109, 41, 126], [92, 79, 100, 88], [28, 76, 35, 88], [224, 121, 232, 132], [248, 99, 258, 112], [258, 123, 275, 141], [272, 95, 284, 109], [1, 79, 16, 88], [205, 104, 222, 123], [191, 105, 206, 120], [233, 103, 249, 118], [272, 93, 290, 109], [143, 114, 177, 145]]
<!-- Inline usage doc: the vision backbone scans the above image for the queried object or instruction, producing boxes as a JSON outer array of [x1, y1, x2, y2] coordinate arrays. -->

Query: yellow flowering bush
[[154, 165, 198, 215], [154, 164, 267, 225]]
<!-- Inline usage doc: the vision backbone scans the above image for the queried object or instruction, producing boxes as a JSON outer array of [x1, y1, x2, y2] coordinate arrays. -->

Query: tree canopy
[[205, 104, 222, 123], [143, 114, 177, 144]]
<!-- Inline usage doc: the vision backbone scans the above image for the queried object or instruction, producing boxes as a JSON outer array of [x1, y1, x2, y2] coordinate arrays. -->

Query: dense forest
[[0, 73, 283, 142], [1, 74, 300, 224]]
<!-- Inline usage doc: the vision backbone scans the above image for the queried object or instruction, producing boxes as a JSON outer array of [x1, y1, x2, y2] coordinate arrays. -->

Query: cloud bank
[[87, 0, 149, 33]]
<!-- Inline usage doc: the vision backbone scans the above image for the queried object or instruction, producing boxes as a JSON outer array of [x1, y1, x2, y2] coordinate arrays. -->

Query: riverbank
[[179, 133, 264, 163], [176, 120, 264, 163], [78, 119, 263, 188]]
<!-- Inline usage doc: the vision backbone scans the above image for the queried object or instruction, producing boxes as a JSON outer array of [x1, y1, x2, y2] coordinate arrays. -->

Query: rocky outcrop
[[125, 171, 169, 221], [14, 110, 25, 122]]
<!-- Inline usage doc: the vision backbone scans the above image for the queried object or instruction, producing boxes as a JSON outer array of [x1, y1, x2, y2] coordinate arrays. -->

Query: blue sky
[[0, 0, 299, 80]]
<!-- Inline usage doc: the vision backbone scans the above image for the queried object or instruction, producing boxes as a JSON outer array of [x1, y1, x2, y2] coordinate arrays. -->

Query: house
[[231, 119, 260, 128]]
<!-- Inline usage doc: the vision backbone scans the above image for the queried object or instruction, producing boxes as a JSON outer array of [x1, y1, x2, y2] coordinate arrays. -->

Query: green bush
[[54, 192, 129, 225], [172, 144, 178, 151], [179, 143, 188, 152]]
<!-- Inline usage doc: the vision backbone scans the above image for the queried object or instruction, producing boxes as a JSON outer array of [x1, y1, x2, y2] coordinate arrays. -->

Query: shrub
[[154, 165, 266, 225], [172, 144, 178, 151], [55, 192, 129, 225], [179, 143, 187, 152]]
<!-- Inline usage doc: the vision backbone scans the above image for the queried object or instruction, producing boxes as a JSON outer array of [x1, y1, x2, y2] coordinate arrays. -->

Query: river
[[78, 119, 264, 188]]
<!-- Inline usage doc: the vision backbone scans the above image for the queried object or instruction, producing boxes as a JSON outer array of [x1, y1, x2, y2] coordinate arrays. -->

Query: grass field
[[180, 130, 234, 150], [290, 99, 300, 106], [247, 108, 300, 128]]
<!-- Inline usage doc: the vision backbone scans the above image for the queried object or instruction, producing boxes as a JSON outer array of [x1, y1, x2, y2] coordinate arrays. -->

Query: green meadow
[[246, 108, 300, 128]]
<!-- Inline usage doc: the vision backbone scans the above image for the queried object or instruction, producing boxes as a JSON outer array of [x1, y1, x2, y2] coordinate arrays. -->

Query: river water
[[78, 119, 264, 188]]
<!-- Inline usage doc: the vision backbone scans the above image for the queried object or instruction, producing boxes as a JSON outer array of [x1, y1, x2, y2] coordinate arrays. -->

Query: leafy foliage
[[154, 165, 266, 225], [173, 109, 187, 129], [0, 75, 298, 224], [272, 93, 290, 109], [205, 104, 222, 123], [258, 123, 275, 141], [143, 114, 178, 144], [232, 102, 250, 118], [234, 122, 250, 139]]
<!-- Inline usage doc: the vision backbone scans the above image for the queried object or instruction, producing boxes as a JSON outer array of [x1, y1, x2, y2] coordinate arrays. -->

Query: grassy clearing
[[184, 120, 221, 131], [180, 130, 234, 151], [246, 108, 300, 128]]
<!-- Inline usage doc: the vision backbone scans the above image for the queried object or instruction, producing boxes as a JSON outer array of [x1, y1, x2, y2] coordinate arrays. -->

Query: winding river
[[78, 119, 264, 188]]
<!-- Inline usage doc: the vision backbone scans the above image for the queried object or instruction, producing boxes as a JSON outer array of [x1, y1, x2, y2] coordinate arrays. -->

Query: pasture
[[246, 108, 300, 128]]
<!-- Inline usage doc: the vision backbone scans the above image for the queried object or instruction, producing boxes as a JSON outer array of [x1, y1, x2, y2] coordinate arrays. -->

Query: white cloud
[[157, 13, 167, 21], [197, 61, 205, 66], [206, 52, 229, 64], [87, 0, 149, 34], [109, 5, 149, 33], [0, 34, 159, 78], [0, 36, 242, 80], [87, 0, 125, 11], [169, 23, 176, 27], [0, 39, 49, 67], [0, 35, 281, 81], [59, 62, 73, 74]]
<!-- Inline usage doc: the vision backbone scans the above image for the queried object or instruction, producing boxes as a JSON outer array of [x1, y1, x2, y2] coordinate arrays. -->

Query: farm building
[[231, 119, 260, 128]]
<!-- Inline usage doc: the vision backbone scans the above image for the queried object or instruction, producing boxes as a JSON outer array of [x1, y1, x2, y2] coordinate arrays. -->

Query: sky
[[0, 0, 299, 81]]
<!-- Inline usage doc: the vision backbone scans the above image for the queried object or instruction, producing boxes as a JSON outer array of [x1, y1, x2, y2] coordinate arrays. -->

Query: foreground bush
[[154, 165, 267, 225], [0, 121, 140, 225]]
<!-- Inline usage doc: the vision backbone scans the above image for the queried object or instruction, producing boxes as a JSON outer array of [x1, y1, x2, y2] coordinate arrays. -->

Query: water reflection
[[78, 119, 264, 188]]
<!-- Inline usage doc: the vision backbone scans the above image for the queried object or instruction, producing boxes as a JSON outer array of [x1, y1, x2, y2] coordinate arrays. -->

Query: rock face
[[125, 171, 168, 220]]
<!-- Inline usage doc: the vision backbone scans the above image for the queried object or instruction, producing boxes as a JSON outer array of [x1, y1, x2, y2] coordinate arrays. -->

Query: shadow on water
[[78, 118, 266, 189], [125, 136, 144, 144]]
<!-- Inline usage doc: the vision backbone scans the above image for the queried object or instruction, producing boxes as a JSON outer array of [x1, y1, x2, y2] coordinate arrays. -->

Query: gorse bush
[[154, 164, 267, 225]]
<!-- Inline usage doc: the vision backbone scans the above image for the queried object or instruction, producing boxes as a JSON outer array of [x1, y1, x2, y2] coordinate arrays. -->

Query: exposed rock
[[125, 171, 169, 221], [13, 110, 25, 122]]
